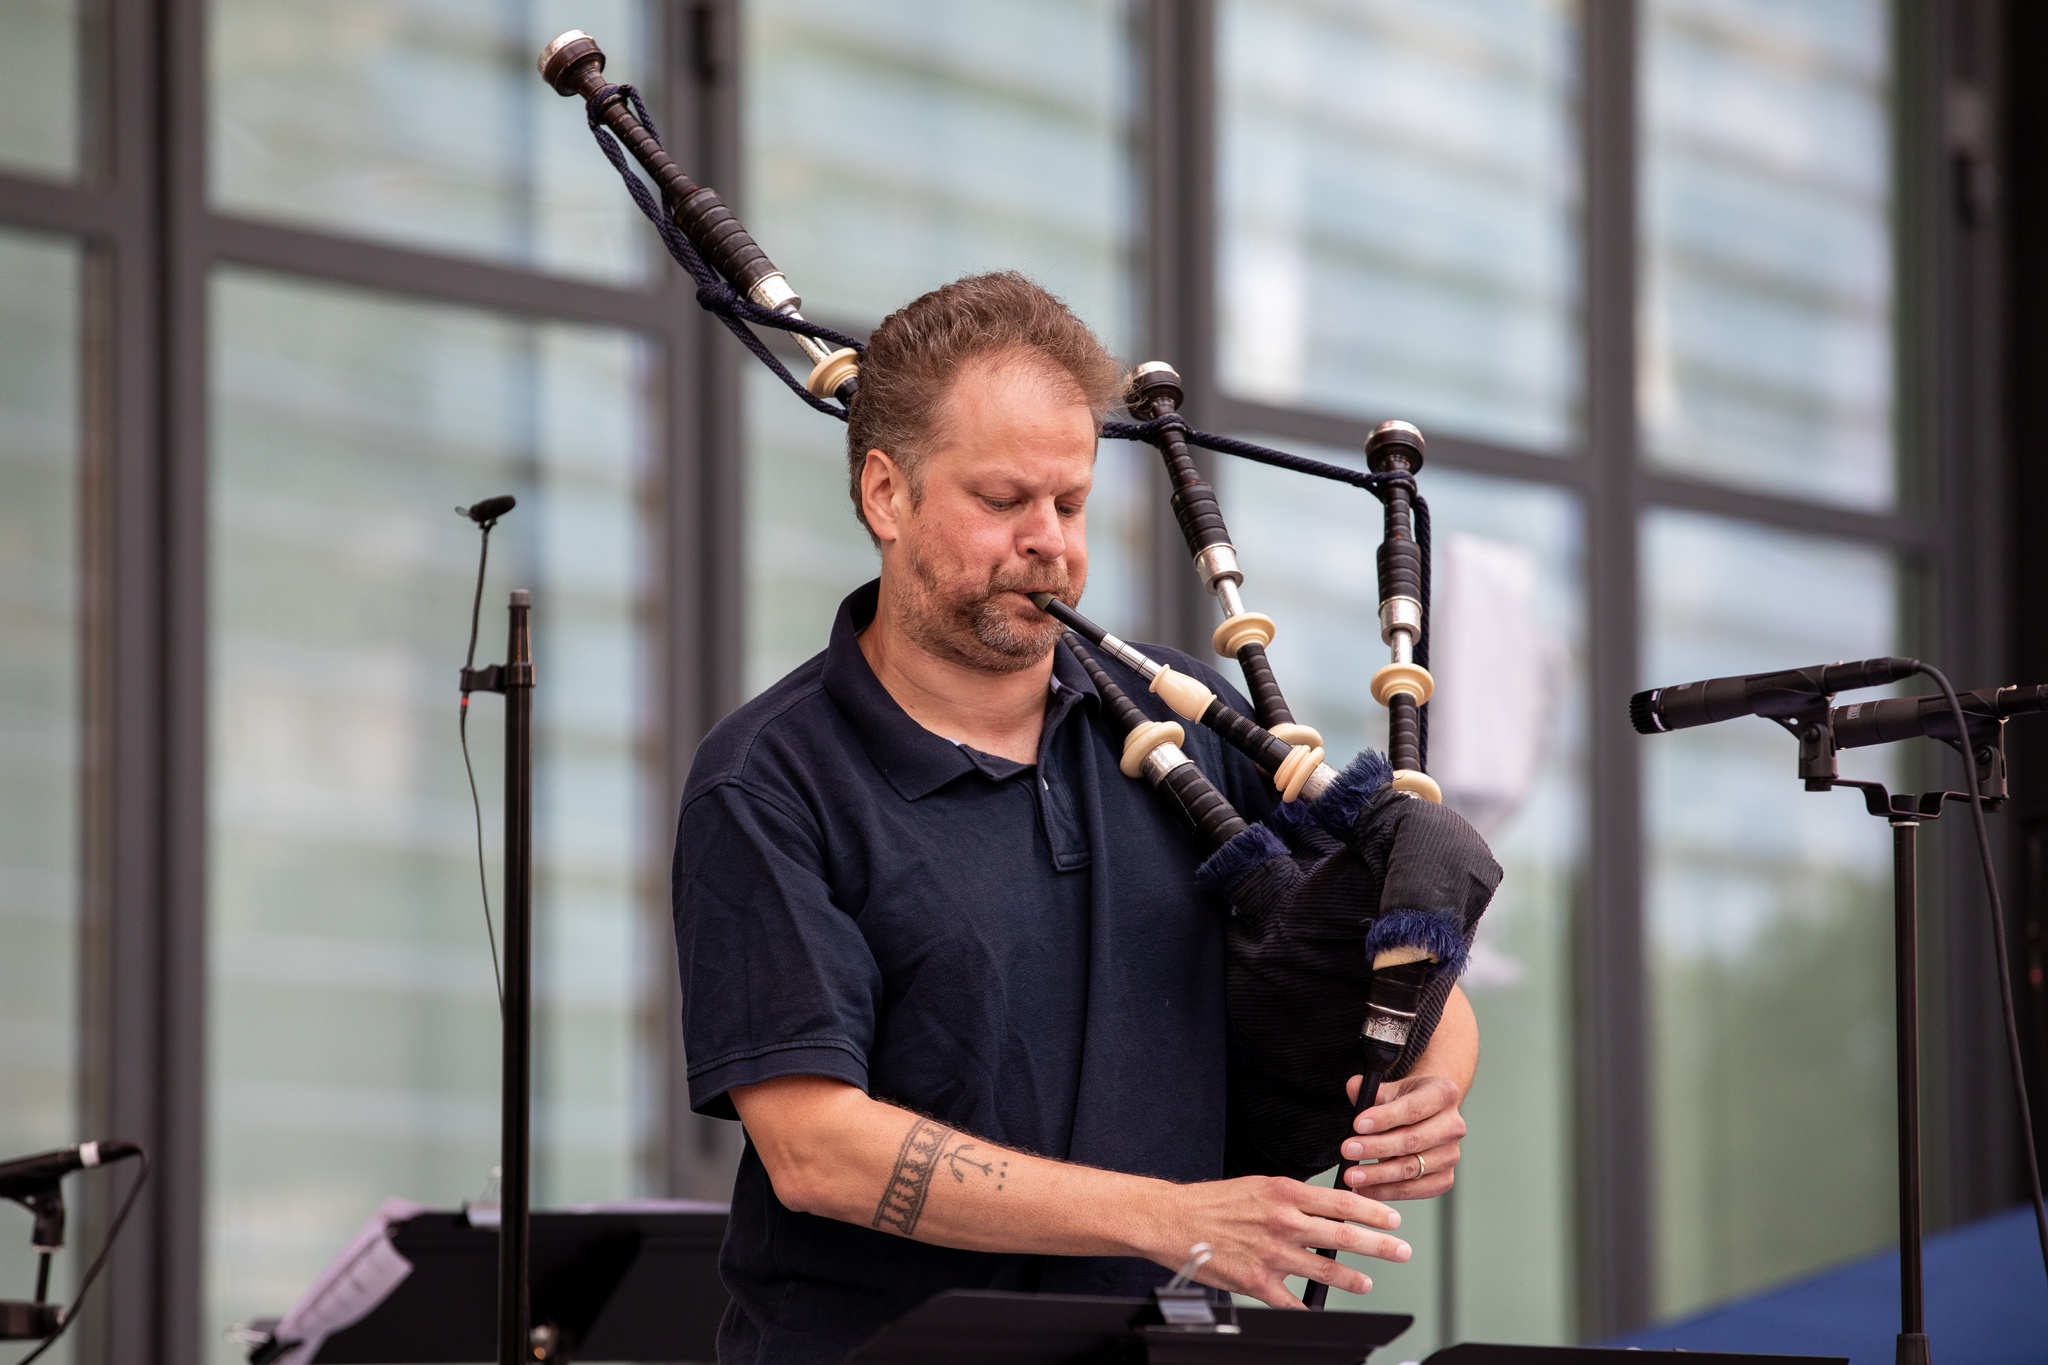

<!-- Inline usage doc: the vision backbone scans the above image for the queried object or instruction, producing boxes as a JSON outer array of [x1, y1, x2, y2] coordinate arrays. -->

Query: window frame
[[0, 1, 2017, 1357]]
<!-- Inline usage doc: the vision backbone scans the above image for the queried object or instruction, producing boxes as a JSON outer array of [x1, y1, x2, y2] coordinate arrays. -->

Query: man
[[675, 272, 1478, 1365]]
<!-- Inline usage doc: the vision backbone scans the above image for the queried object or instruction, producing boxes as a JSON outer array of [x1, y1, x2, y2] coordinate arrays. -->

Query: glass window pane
[[1643, 509, 1899, 1318], [1217, 0, 1581, 450], [744, 0, 1138, 351], [741, 0, 1145, 697], [1640, 0, 1893, 509], [0, 229, 86, 1345], [205, 271, 661, 1346], [0, 0, 84, 178], [209, 0, 654, 285], [1223, 449, 1583, 1347]]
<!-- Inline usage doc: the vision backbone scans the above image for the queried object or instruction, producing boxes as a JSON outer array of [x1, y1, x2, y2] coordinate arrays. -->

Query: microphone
[[1832, 683, 2048, 751], [1630, 656, 1921, 735], [0, 1141, 142, 1199], [458, 495, 517, 526]]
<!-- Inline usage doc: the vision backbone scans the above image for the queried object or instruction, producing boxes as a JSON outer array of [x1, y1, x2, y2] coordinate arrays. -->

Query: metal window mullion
[[157, 0, 213, 1360], [1580, 0, 1652, 1339], [84, 0, 175, 1361], [201, 213, 678, 330], [662, 0, 748, 1200], [1143, 0, 1215, 656]]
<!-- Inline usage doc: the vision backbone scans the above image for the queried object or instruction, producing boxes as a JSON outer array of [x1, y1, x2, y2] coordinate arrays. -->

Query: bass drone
[[538, 27, 1501, 1300]]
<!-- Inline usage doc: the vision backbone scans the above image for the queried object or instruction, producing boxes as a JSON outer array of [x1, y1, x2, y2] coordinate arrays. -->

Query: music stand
[[844, 1289, 1411, 1365], [1423, 1346, 1847, 1365], [249, 1206, 728, 1364]]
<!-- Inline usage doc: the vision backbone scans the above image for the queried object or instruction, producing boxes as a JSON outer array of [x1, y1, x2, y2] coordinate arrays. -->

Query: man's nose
[[1017, 497, 1067, 560]]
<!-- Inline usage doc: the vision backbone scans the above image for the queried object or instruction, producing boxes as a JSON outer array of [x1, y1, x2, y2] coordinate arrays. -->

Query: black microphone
[[0, 1141, 142, 1199], [1831, 683, 2048, 751], [459, 494, 517, 525], [1630, 656, 1921, 735]]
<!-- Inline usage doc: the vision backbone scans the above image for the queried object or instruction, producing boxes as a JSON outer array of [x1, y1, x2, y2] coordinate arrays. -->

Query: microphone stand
[[462, 589, 536, 1365], [1778, 696, 2008, 1365]]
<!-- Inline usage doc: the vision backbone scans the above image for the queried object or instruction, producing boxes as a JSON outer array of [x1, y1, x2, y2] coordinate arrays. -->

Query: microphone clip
[[5, 1182, 64, 1255], [1763, 700, 1842, 792]]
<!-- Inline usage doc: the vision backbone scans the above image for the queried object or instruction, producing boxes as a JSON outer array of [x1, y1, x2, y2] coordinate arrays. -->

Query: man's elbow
[[731, 1075, 868, 1221], [759, 1147, 834, 1217]]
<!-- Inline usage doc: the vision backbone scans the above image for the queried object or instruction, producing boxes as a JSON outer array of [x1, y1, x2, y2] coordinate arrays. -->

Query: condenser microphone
[[1630, 656, 1921, 735], [459, 495, 517, 525], [0, 1141, 142, 1199], [1831, 683, 2048, 751]]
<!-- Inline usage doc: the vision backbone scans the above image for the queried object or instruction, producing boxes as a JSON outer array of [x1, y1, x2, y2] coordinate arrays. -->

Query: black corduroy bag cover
[[1199, 754, 1502, 1180]]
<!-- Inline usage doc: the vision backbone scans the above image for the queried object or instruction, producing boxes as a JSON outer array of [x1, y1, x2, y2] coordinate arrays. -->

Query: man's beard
[[897, 544, 1078, 674]]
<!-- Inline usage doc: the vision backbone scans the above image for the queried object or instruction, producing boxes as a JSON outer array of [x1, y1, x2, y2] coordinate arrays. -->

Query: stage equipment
[[244, 1205, 727, 1365], [1, 1140, 149, 1360], [1628, 656, 1921, 738], [456, 506, 537, 1365], [538, 32, 862, 412], [1631, 661, 2048, 1365], [843, 1288, 1410, 1364], [1035, 595, 1337, 803]]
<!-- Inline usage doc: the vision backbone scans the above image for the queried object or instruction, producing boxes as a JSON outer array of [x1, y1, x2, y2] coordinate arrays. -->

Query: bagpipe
[[539, 23, 1501, 1230]]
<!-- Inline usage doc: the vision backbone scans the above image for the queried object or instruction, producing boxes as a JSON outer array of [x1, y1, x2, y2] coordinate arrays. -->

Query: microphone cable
[[12, 1147, 149, 1365], [1917, 662, 2048, 1281], [457, 502, 508, 1015]]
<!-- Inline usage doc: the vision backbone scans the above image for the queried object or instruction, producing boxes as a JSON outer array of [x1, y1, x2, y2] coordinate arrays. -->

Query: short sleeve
[[674, 779, 883, 1119]]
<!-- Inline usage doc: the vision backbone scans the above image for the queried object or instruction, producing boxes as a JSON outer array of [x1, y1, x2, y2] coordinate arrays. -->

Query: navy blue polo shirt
[[674, 580, 1275, 1365]]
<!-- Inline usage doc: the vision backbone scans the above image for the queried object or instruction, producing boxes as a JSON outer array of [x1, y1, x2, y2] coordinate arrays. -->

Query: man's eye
[[1057, 503, 1082, 518], [982, 497, 1017, 511]]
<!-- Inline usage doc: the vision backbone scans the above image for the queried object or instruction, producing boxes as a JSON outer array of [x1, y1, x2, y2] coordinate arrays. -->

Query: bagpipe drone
[[538, 25, 1502, 1266]]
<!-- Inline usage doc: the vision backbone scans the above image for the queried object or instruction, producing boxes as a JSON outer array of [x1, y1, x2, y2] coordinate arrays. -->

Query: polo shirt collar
[[822, 580, 1100, 802]]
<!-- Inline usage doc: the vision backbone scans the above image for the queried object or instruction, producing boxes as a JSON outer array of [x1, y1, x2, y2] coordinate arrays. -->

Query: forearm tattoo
[[871, 1117, 1009, 1235]]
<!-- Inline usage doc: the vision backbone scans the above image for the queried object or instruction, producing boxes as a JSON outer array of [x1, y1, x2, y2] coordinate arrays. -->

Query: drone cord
[[461, 522, 505, 1016], [1919, 662, 2048, 1281], [13, 1150, 150, 1365]]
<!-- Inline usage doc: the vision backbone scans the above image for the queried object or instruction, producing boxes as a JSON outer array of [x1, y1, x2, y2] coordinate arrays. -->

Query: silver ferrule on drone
[[1380, 595, 1422, 664], [1140, 743, 1194, 786], [1194, 543, 1245, 600], [745, 273, 838, 366]]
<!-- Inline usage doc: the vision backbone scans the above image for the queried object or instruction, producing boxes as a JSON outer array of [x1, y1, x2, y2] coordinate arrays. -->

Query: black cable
[[11, 1150, 149, 1365], [460, 522, 505, 1016], [1919, 662, 2048, 1282]]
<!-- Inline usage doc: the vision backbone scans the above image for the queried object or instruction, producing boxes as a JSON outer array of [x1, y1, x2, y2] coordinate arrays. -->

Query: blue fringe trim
[[1306, 750, 1393, 839], [1364, 907, 1470, 979], [1266, 793, 1324, 845], [1196, 823, 1287, 896]]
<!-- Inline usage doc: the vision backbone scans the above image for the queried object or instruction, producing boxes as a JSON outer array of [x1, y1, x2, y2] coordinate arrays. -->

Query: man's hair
[[845, 271, 1126, 534]]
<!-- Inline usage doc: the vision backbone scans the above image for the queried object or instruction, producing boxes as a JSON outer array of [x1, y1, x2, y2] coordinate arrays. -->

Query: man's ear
[[860, 448, 909, 544]]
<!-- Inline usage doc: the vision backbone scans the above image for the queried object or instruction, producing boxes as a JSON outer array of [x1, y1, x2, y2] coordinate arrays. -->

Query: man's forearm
[[730, 1074, 1412, 1306], [734, 1075, 1165, 1257], [1404, 985, 1478, 1097]]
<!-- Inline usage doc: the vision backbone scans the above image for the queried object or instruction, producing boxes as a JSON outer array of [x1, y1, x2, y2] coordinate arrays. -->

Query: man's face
[[865, 353, 1096, 673]]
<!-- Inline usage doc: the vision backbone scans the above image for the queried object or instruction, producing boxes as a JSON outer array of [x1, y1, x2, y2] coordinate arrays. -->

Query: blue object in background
[[1608, 1205, 2048, 1363]]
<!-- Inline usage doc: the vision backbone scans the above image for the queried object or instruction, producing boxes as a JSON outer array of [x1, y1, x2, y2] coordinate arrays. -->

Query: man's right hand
[[1150, 1175, 1408, 1307]]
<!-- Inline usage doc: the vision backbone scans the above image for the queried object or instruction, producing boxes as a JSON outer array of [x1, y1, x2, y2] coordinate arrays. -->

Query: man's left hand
[[1337, 1073, 1464, 1200]]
